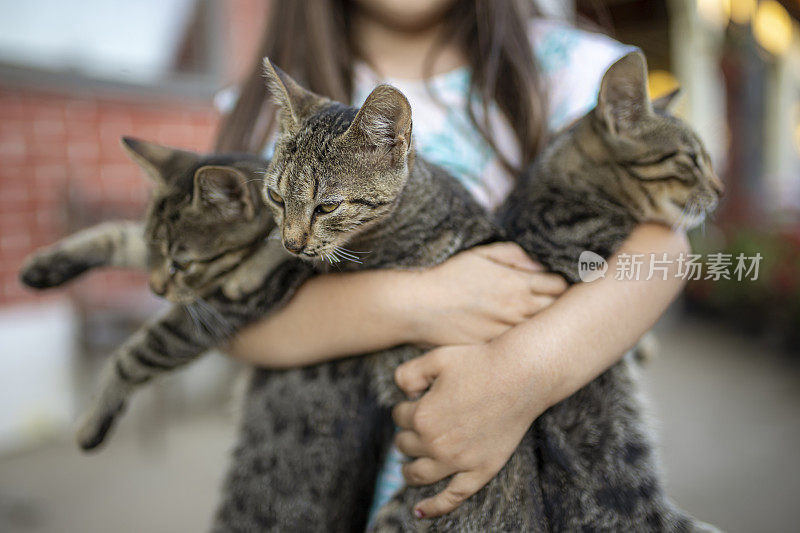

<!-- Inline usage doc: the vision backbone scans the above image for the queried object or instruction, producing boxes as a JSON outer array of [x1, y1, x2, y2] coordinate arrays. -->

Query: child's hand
[[407, 242, 567, 346], [391, 339, 558, 518]]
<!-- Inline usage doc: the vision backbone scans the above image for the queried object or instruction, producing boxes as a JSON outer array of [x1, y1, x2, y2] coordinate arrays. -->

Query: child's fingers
[[472, 242, 543, 272], [394, 350, 443, 397], [529, 272, 568, 296], [413, 470, 487, 519], [401, 457, 456, 486], [391, 401, 417, 430], [394, 430, 426, 457]]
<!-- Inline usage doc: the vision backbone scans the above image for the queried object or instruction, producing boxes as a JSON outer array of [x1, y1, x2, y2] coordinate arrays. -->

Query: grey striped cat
[[20, 142, 313, 449], [215, 62, 522, 531], [493, 52, 723, 532]]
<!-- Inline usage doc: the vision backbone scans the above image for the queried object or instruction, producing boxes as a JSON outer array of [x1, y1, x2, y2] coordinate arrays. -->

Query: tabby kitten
[[491, 51, 722, 531], [20, 140, 311, 449], [212, 61, 512, 532]]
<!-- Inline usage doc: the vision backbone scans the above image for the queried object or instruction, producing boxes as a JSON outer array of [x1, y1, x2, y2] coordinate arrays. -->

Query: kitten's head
[[122, 138, 272, 303], [585, 51, 723, 229], [261, 59, 413, 262]]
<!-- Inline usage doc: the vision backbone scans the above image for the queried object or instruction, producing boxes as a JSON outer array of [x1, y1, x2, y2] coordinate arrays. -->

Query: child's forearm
[[227, 243, 566, 369], [495, 223, 690, 409], [228, 269, 417, 367]]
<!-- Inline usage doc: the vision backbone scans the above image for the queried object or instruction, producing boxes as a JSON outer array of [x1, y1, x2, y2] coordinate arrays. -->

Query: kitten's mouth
[[300, 250, 321, 260], [284, 247, 330, 264], [670, 194, 716, 231], [282, 240, 368, 265], [164, 289, 197, 305]]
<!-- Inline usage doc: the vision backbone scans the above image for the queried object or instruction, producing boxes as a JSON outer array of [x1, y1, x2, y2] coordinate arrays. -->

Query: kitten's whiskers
[[332, 247, 362, 264], [672, 199, 697, 232], [194, 298, 234, 339], [184, 304, 203, 336], [339, 247, 371, 256]]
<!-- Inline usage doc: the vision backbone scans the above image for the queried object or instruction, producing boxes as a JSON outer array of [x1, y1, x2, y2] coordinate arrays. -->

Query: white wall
[[0, 299, 78, 453]]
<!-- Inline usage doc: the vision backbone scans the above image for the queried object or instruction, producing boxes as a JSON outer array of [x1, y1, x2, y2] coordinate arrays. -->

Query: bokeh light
[[753, 0, 794, 55], [648, 69, 681, 98], [723, 0, 758, 25]]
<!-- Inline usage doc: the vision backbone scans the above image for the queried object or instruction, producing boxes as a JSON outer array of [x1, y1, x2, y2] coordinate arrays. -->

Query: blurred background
[[0, 0, 797, 532]]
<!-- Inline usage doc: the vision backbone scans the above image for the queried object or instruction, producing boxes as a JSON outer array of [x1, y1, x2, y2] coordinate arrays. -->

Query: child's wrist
[[488, 326, 569, 413], [381, 269, 428, 345]]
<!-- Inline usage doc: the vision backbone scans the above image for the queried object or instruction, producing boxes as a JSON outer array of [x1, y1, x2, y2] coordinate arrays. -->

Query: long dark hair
[[215, 0, 547, 175]]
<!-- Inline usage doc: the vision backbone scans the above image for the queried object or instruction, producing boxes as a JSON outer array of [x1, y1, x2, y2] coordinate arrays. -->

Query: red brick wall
[[0, 89, 218, 306]]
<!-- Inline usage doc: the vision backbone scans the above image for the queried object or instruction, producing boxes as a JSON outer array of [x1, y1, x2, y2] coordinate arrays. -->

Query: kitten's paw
[[75, 400, 126, 452], [20, 251, 92, 289]]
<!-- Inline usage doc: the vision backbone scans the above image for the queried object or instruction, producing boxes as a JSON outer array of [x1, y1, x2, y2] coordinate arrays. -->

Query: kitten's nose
[[150, 280, 167, 296], [283, 232, 308, 254], [284, 240, 305, 254]]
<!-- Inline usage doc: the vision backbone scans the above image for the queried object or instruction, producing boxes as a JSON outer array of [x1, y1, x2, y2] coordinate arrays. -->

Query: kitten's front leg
[[220, 237, 289, 301], [20, 221, 147, 289], [76, 302, 223, 450]]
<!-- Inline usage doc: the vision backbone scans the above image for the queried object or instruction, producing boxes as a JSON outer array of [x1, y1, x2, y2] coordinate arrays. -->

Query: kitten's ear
[[192, 166, 255, 220], [343, 84, 412, 165], [596, 51, 652, 135], [651, 87, 681, 113], [121, 137, 198, 185], [262, 58, 326, 131]]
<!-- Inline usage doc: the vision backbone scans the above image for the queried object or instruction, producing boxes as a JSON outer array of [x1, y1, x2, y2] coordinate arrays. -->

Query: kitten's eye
[[316, 202, 341, 214], [267, 189, 284, 205], [170, 259, 191, 274]]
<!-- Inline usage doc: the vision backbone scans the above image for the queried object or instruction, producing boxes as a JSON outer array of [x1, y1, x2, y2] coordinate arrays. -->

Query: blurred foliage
[[686, 221, 800, 348]]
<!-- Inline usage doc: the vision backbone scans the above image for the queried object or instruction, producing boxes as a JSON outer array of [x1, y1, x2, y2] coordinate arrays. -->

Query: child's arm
[[227, 243, 568, 367], [390, 223, 690, 518]]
